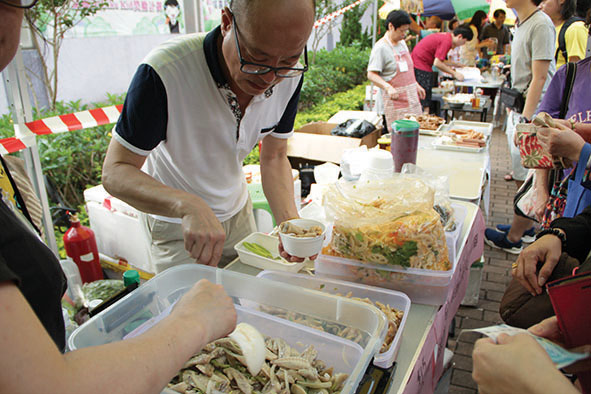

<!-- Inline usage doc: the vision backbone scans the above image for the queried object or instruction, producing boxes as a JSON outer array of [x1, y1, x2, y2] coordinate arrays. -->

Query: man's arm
[[259, 135, 298, 225], [433, 58, 464, 80], [102, 139, 225, 266], [521, 59, 551, 120]]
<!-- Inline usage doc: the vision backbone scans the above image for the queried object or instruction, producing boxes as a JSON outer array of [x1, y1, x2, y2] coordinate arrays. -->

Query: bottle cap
[[123, 270, 140, 287]]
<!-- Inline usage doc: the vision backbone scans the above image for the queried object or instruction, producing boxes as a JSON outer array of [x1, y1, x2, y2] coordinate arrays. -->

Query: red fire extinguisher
[[63, 212, 103, 283]]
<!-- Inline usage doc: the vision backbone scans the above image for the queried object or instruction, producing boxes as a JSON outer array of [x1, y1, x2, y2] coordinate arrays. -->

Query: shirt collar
[[204, 26, 227, 85]]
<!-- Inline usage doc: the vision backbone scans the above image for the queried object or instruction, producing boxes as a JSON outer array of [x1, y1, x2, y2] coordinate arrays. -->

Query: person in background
[[103, 0, 314, 271], [448, 18, 460, 32], [0, 1, 237, 392], [367, 10, 425, 130], [460, 10, 496, 66], [420, 15, 443, 39], [472, 316, 590, 394], [481, 9, 512, 57], [540, 0, 588, 70], [411, 25, 473, 113], [484, 0, 555, 254]]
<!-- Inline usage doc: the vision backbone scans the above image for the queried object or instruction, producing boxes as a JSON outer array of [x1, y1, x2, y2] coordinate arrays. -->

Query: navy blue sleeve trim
[[115, 64, 168, 151], [275, 75, 304, 134]]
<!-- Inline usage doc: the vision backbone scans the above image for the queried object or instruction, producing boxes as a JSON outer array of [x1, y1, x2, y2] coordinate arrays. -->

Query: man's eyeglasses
[[231, 13, 308, 78], [1, 0, 38, 8]]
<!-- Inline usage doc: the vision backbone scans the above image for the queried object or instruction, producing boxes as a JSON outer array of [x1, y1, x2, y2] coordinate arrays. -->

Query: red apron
[[382, 38, 422, 131]]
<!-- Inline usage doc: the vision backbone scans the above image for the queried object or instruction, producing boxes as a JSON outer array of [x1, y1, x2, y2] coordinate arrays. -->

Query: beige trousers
[[143, 198, 256, 273]]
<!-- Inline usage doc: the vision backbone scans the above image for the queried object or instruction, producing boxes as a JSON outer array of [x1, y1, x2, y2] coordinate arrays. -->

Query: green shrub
[[300, 43, 370, 110], [294, 84, 367, 129]]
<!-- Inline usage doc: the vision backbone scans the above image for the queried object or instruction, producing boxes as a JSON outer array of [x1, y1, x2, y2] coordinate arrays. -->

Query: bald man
[[103, 0, 315, 271]]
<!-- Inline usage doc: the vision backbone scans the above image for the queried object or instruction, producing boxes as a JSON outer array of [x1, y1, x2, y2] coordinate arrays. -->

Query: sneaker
[[485, 228, 523, 254], [495, 224, 536, 243]]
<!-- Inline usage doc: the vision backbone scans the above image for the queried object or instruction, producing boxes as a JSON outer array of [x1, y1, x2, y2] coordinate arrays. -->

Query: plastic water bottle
[[60, 258, 84, 303]]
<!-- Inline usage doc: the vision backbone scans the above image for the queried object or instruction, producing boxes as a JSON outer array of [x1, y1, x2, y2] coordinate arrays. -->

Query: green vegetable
[[319, 284, 325, 289], [82, 279, 125, 301], [371, 241, 418, 268], [355, 232, 364, 242], [242, 242, 280, 260]]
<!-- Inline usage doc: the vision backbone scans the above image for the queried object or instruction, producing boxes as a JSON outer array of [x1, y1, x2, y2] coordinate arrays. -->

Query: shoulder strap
[[559, 62, 577, 119], [556, 17, 585, 61], [574, 143, 591, 182]]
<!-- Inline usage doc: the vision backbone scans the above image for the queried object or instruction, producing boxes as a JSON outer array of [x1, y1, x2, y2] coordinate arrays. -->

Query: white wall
[[0, 34, 171, 115]]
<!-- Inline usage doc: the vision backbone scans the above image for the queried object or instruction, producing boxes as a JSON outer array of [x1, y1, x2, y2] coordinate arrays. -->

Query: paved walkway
[[447, 118, 521, 393]]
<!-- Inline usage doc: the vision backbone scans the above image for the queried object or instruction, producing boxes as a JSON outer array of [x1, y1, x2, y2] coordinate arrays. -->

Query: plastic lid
[[123, 270, 140, 286], [392, 119, 419, 132]]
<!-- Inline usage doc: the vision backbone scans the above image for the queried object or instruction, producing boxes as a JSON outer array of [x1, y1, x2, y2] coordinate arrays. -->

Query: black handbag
[[500, 86, 526, 113]]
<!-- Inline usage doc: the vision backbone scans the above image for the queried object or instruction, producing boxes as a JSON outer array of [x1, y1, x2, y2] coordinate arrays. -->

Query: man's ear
[[220, 7, 232, 36]]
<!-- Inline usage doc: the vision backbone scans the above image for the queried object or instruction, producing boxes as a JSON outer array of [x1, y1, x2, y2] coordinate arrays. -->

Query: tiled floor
[[446, 116, 521, 393]]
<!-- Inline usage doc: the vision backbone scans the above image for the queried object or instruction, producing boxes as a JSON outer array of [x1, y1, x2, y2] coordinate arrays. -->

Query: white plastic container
[[315, 253, 456, 306], [59, 259, 84, 303], [68, 265, 387, 393], [278, 218, 326, 258], [256, 270, 411, 369], [445, 203, 467, 264], [234, 232, 306, 272]]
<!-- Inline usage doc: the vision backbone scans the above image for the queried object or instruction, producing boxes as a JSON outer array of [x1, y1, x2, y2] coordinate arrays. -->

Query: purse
[[516, 123, 553, 169], [513, 169, 538, 221], [500, 86, 526, 113], [563, 143, 591, 218], [500, 252, 590, 328]]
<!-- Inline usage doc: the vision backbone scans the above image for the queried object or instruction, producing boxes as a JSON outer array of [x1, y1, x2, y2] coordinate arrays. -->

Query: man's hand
[[472, 334, 578, 394], [181, 202, 226, 266], [454, 71, 465, 81], [537, 127, 586, 162], [416, 83, 426, 100], [386, 85, 399, 99], [513, 235, 562, 296]]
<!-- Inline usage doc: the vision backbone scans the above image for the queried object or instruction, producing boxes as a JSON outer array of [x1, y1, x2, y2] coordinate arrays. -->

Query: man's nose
[[260, 71, 277, 85]]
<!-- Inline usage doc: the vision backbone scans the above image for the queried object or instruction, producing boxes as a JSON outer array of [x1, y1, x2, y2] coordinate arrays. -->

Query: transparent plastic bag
[[322, 178, 450, 271], [401, 164, 456, 231]]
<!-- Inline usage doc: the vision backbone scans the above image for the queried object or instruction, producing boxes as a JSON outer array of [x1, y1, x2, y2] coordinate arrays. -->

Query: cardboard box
[[287, 122, 381, 165]]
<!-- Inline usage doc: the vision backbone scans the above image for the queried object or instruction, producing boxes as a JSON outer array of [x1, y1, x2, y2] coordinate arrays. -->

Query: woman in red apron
[[368, 10, 426, 131]]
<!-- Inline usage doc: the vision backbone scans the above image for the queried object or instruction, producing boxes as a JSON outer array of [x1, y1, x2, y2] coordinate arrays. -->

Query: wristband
[[536, 228, 567, 251]]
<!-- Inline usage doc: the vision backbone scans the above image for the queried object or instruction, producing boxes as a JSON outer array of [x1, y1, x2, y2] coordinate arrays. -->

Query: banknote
[[463, 324, 590, 369]]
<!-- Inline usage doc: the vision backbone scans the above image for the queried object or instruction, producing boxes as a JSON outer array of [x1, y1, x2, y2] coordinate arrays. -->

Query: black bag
[[500, 86, 526, 113], [331, 119, 376, 138]]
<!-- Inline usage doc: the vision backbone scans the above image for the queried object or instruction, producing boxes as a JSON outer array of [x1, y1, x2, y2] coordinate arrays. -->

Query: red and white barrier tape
[[314, 0, 368, 29], [0, 104, 123, 154]]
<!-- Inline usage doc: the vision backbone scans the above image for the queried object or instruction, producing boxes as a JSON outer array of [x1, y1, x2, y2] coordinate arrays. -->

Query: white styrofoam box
[[256, 270, 411, 369], [84, 185, 154, 273], [234, 232, 307, 273]]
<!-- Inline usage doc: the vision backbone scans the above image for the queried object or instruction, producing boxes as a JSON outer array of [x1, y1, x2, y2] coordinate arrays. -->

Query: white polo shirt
[[114, 27, 303, 223]]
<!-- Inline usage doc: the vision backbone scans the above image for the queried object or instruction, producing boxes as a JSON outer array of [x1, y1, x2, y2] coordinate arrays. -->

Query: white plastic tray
[[432, 137, 485, 153], [234, 232, 307, 272], [446, 120, 493, 137], [256, 271, 411, 369]]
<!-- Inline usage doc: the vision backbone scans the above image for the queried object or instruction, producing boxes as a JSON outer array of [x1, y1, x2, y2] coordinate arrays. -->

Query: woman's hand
[[537, 127, 586, 162], [172, 279, 237, 350], [416, 83, 426, 100], [386, 85, 399, 99], [472, 333, 578, 394], [513, 234, 562, 295]]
